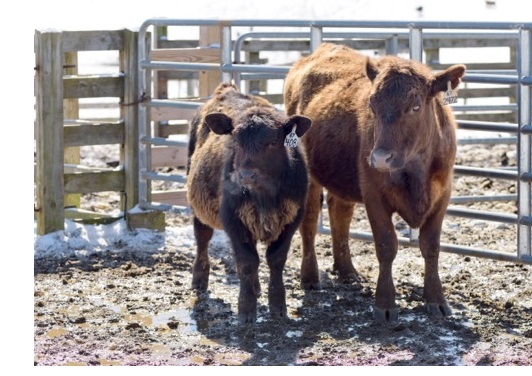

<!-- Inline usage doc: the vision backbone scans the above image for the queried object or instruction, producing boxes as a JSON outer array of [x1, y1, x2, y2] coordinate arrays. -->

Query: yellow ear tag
[[284, 125, 298, 148], [443, 80, 458, 105]]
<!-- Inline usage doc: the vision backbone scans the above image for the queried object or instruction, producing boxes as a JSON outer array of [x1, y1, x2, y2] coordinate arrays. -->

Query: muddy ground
[[34, 142, 532, 366]]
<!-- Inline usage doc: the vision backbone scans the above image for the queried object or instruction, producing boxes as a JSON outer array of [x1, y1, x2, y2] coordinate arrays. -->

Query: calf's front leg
[[419, 198, 452, 318], [266, 220, 300, 320], [365, 200, 399, 322], [231, 237, 261, 324]]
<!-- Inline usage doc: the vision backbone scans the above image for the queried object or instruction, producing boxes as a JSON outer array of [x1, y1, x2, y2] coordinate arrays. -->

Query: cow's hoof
[[301, 278, 322, 290], [426, 302, 453, 318], [191, 276, 208, 291], [269, 303, 288, 319], [238, 298, 257, 324], [238, 310, 257, 325], [374, 306, 399, 323]]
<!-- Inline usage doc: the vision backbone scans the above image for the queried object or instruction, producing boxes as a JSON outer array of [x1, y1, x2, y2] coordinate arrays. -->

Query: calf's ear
[[430, 64, 466, 96], [285, 115, 312, 137], [365, 57, 379, 82], [204, 113, 234, 135]]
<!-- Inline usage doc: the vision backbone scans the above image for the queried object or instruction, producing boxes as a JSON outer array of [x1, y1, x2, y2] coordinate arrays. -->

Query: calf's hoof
[[238, 298, 257, 324], [301, 275, 322, 291], [426, 301, 453, 318], [374, 306, 399, 323], [269, 302, 288, 320], [191, 273, 209, 291], [333, 265, 360, 283]]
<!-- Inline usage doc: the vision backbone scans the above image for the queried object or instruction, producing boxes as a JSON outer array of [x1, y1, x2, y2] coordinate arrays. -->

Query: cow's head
[[365, 57, 466, 171], [204, 108, 311, 193]]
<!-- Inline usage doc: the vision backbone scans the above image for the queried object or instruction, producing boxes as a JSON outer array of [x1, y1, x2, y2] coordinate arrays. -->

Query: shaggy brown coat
[[284, 43, 466, 322], [187, 83, 312, 324]]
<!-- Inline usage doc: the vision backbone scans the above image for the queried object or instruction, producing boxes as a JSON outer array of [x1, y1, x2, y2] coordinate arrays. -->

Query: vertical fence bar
[[385, 34, 399, 55], [137, 25, 151, 208], [408, 26, 424, 243], [35, 30, 65, 235], [310, 25, 323, 52], [221, 25, 233, 84], [518, 28, 531, 259], [409, 26, 423, 62]]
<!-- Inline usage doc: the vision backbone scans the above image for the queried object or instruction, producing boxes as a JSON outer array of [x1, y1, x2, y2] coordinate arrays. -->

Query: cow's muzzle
[[238, 169, 258, 188], [370, 148, 404, 171]]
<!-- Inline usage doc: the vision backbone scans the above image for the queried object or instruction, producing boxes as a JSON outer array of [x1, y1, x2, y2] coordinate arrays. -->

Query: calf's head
[[204, 108, 311, 193], [365, 57, 466, 171]]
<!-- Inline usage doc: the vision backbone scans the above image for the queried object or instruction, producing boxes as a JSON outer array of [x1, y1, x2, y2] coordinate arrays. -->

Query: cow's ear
[[204, 113, 233, 135], [285, 115, 312, 137], [430, 64, 466, 96], [366, 57, 379, 82]]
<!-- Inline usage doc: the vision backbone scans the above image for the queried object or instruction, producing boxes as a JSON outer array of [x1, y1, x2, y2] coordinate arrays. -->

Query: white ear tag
[[443, 80, 458, 105], [284, 125, 298, 148]]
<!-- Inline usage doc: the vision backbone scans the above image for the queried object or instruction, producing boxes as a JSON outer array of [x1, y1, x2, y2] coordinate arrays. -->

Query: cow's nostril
[[385, 153, 394, 163], [239, 170, 257, 183]]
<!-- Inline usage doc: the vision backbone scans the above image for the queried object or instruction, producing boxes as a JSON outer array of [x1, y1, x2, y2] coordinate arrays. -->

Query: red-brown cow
[[284, 43, 466, 322], [187, 83, 312, 324]]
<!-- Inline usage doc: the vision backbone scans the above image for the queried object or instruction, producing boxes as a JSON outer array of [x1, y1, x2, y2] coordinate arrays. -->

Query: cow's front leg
[[266, 220, 300, 320], [191, 217, 214, 290], [365, 199, 398, 322], [419, 197, 452, 318], [232, 237, 261, 324]]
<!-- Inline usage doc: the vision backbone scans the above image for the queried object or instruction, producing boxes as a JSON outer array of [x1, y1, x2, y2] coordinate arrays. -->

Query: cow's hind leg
[[419, 199, 452, 318], [191, 217, 214, 290], [327, 193, 358, 282], [299, 178, 323, 289]]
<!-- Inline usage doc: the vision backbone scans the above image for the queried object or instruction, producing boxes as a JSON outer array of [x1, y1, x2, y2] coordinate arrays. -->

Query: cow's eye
[[269, 141, 278, 147], [412, 104, 421, 112]]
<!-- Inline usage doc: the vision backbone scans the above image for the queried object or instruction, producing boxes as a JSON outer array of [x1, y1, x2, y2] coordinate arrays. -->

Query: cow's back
[[284, 43, 370, 201]]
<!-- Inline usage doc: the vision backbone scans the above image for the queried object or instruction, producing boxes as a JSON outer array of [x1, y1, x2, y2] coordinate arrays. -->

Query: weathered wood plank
[[157, 123, 189, 137], [199, 27, 221, 98], [64, 122, 124, 146], [63, 74, 124, 98], [64, 169, 125, 194], [35, 30, 65, 235], [126, 210, 166, 231], [151, 47, 220, 63], [152, 190, 189, 206], [150, 106, 198, 122], [64, 51, 81, 209], [151, 146, 188, 168], [62, 30, 125, 52]]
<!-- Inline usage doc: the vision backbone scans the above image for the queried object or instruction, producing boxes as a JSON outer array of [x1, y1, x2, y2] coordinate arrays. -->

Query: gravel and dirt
[[34, 141, 532, 366]]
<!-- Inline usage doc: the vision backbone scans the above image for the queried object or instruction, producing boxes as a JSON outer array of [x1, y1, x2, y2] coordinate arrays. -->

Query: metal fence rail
[[137, 19, 532, 264]]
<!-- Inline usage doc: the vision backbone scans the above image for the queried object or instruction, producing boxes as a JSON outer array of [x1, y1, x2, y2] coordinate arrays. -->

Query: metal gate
[[136, 19, 531, 264]]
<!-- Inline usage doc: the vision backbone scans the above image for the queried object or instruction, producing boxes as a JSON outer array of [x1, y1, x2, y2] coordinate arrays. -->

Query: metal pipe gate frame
[[137, 19, 532, 265]]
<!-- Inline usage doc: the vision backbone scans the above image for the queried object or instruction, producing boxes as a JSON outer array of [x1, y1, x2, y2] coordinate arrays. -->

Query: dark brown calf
[[284, 43, 466, 322], [187, 83, 312, 324]]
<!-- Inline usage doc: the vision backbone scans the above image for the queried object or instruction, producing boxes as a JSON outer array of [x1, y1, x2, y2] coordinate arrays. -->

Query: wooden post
[[63, 51, 80, 209], [35, 29, 65, 235], [120, 29, 140, 213], [199, 26, 221, 98]]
